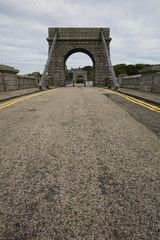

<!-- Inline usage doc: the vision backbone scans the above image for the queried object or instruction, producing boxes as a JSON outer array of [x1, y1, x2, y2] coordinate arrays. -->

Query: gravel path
[[0, 87, 160, 239]]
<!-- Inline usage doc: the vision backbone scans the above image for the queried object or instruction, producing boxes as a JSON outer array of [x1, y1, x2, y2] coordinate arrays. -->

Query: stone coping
[[139, 65, 160, 73], [122, 74, 141, 79], [154, 72, 160, 75], [0, 65, 19, 74], [17, 75, 35, 79]]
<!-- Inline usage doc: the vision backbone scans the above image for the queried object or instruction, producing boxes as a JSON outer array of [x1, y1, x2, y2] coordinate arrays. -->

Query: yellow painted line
[[96, 87, 160, 113], [112, 91, 160, 110], [0, 88, 61, 109]]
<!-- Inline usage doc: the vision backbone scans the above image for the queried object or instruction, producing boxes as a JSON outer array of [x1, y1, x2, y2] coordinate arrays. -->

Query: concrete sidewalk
[[0, 87, 160, 105], [0, 88, 39, 102], [0, 86, 57, 102], [117, 88, 160, 105]]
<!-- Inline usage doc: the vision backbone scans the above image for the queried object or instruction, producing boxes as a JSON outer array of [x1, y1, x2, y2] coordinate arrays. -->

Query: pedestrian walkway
[[0, 88, 39, 102], [118, 88, 160, 105]]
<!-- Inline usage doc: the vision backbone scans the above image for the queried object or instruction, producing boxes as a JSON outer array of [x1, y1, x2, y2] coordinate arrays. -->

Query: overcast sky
[[0, 0, 160, 74]]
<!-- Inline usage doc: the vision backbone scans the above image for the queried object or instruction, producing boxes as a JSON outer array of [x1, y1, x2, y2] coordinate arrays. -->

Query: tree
[[113, 64, 127, 76], [113, 64, 152, 76], [83, 66, 93, 80]]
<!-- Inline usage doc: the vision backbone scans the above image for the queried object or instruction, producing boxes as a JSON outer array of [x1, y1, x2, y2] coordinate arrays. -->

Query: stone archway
[[47, 28, 112, 87], [76, 75, 84, 84], [64, 48, 94, 86], [72, 68, 88, 85]]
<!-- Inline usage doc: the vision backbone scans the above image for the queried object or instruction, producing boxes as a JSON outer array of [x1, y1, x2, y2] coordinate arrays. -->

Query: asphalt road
[[0, 87, 160, 240], [102, 90, 160, 139]]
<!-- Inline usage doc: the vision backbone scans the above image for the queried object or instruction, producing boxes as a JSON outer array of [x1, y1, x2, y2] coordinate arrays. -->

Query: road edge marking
[[0, 88, 62, 109], [95, 87, 160, 113]]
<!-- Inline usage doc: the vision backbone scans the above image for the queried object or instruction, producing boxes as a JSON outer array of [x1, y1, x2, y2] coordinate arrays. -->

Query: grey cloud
[[0, 0, 159, 74]]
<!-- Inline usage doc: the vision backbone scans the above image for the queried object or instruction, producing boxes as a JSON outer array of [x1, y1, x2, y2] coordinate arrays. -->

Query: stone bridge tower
[[47, 28, 112, 87], [72, 68, 88, 84]]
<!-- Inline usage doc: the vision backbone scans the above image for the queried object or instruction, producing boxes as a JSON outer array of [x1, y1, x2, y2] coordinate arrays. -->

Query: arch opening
[[64, 48, 95, 87], [77, 75, 84, 84]]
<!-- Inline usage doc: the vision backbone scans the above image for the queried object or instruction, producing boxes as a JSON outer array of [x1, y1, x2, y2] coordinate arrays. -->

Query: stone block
[[0, 72, 4, 91], [140, 74, 153, 92], [139, 65, 160, 74], [48, 28, 110, 41], [18, 75, 37, 89], [3, 73, 18, 91], [139, 66, 160, 93], [0, 65, 19, 74], [152, 72, 160, 93], [121, 75, 141, 89], [0, 65, 19, 91]]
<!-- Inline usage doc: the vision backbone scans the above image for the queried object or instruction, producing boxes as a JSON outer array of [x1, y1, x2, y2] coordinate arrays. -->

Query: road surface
[[0, 87, 160, 239]]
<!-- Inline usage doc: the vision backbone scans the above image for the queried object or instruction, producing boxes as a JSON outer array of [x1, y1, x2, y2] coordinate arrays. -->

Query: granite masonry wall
[[0, 65, 50, 92], [118, 66, 160, 93], [152, 72, 160, 93], [17, 75, 37, 89], [121, 75, 141, 90], [0, 66, 19, 91]]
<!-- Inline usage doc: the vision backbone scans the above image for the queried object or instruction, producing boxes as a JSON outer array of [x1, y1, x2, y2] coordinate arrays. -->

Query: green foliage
[[113, 64, 151, 76], [113, 64, 127, 76], [68, 72, 73, 79], [82, 66, 92, 75], [76, 78, 83, 83], [83, 65, 92, 72], [27, 72, 42, 77], [83, 65, 92, 78]]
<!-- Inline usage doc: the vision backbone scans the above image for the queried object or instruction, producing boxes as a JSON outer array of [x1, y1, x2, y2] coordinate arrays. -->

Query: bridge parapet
[[0, 65, 50, 91], [118, 66, 160, 93]]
